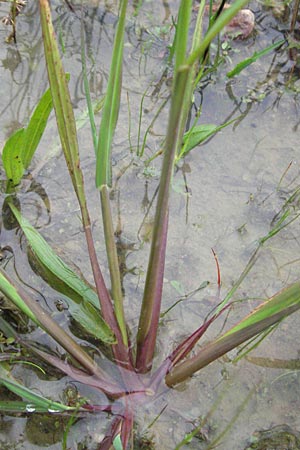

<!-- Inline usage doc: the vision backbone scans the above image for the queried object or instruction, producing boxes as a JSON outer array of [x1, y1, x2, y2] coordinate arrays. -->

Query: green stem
[[175, 0, 206, 160], [186, 0, 249, 66], [81, 206, 132, 367], [100, 185, 128, 346], [174, 0, 193, 72]]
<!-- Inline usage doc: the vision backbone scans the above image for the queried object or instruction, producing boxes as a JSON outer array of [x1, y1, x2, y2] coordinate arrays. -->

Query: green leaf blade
[[226, 39, 285, 78], [0, 271, 37, 323], [222, 282, 300, 338], [2, 128, 25, 185], [65, 297, 116, 343], [182, 124, 218, 154], [0, 365, 71, 412], [10, 204, 115, 344], [96, 0, 128, 188], [39, 0, 86, 208], [22, 88, 53, 169]]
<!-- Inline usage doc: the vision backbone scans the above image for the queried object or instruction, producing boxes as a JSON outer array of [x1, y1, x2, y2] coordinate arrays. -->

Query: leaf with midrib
[[1, 88, 53, 186], [22, 88, 53, 169], [220, 282, 300, 339], [2, 128, 25, 186], [179, 118, 237, 159], [96, 0, 128, 188], [226, 39, 285, 78], [0, 364, 71, 412], [9, 203, 116, 344]]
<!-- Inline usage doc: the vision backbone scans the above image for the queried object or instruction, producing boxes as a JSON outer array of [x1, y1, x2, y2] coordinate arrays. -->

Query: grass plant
[[0, 1, 300, 448]]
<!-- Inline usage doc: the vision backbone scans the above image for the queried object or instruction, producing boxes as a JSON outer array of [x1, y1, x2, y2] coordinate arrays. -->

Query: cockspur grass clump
[[0, 0, 300, 448]]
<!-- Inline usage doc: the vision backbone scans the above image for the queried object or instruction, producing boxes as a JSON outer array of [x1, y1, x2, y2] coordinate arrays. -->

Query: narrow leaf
[[174, 0, 206, 162], [221, 282, 300, 338], [81, 20, 98, 153], [39, 0, 86, 207], [39, 1, 119, 351], [0, 401, 62, 414], [174, 0, 193, 73], [0, 271, 37, 323], [178, 117, 239, 161], [226, 39, 285, 78], [0, 365, 71, 411], [22, 88, 53, 169], [2, 128, 25, 185], [94, 0, 131, 351], [187, 0, 249, 66], [96, 0, 128, 187]]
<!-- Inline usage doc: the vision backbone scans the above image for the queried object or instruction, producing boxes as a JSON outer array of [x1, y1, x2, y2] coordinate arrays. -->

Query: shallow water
[[0, 0, 300, 449]]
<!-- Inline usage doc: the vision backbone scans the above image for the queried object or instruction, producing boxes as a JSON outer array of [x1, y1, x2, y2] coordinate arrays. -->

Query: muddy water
[[0, 0, 300, 449]]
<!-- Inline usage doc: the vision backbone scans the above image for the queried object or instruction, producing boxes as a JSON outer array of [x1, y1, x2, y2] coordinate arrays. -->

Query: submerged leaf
[[246, 355, 300, 370], [0, 271, 37, 324], [182, 124, 217, 153], [0, 268, 111, 379], [2, 128, 25, 186], [226, 39, 285, 78], [170, 280, 185, 295], [178, 119, 236, 160], [1, 89, 53, 186], [22, 88, 53, 169], [66, 297, 116, 343], [0, 364, 71, 412], [9, 204, 115, 344]]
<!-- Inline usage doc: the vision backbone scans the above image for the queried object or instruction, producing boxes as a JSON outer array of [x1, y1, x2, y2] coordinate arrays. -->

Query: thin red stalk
[[26, 344, 124, 398], [81, 404, 114, 413], [99, 416, 123, 450], [211, 247, 221, 289], [83, 218, 134, 370], [149, 307, 229, 390], [83, 222, 117, 329], [168, 314, 219, 367], [121, 404, 134, 449]]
